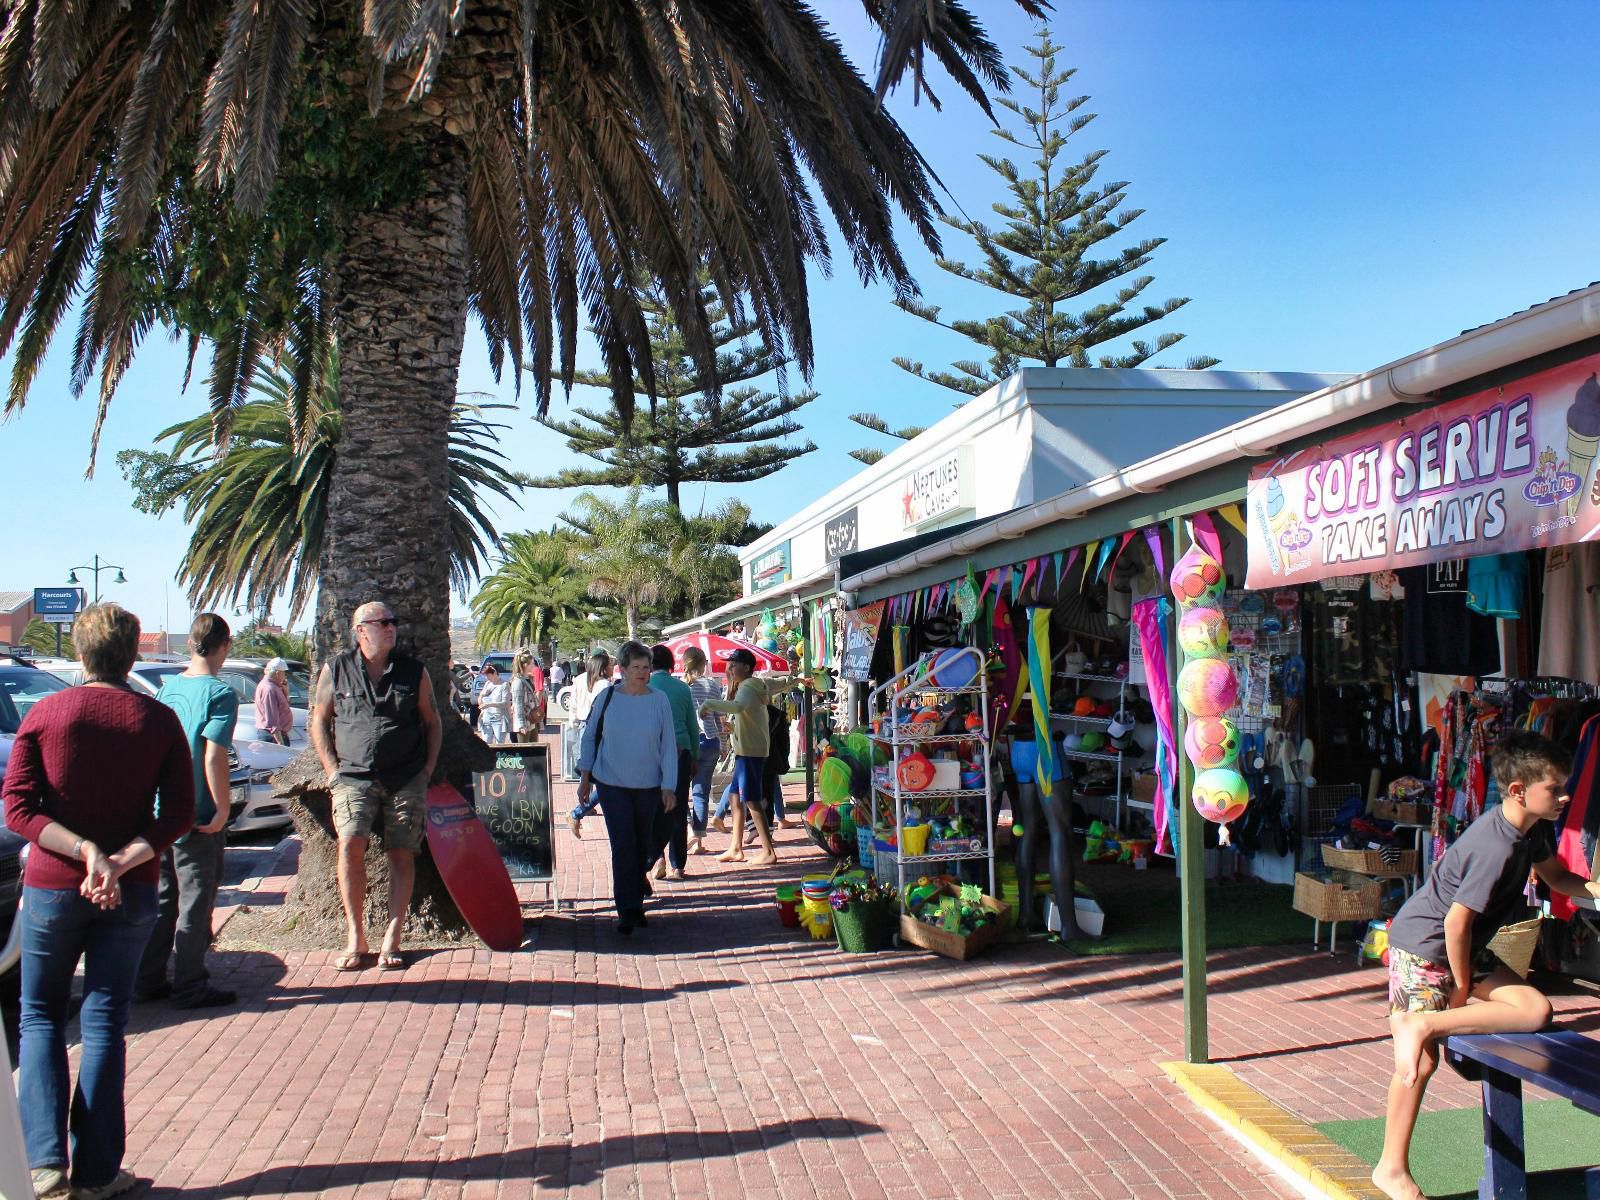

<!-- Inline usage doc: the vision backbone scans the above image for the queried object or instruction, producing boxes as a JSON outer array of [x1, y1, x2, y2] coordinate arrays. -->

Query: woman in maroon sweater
[[2, 603, 194, 1200]]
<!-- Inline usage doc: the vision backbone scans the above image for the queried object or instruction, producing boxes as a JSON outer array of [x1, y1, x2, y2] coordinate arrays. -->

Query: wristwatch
[[73, 837, 86, 861]]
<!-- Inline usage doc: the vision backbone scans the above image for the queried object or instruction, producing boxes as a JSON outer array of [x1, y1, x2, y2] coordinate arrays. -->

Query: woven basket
[[1321, 844, 1419, 878], [1294, 872, 1382, 923], [1487, 915, 1543, 979]]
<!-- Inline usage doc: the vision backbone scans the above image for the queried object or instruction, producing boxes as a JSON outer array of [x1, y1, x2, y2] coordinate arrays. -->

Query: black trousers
[[652, 749, 695, 871]]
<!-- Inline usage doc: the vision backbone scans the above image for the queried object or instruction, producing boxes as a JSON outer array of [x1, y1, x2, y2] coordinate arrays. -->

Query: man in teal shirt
[[136, 612, 239, 1009], [649, 644, 699, 880]]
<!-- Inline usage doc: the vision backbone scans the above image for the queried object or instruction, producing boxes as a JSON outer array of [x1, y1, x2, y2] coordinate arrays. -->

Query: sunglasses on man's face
[[360, 617, 399, 628]]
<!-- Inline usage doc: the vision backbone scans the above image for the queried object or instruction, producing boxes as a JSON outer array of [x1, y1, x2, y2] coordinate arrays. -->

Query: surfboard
[[424, 781, 525, 951]]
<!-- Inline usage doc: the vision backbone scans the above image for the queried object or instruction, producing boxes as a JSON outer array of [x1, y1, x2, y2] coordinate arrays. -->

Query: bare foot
[[691, 839, 712, 856], [747, 852, 778, 867], [1371, 1162, 1426, 1200], [1390, 1011, 1430, 1088], [718, 850, 747, 863], [669, 869, 687, 881]]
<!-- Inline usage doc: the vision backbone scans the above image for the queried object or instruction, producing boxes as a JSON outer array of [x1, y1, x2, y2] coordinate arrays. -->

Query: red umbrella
[[663, 633, 790, 675]]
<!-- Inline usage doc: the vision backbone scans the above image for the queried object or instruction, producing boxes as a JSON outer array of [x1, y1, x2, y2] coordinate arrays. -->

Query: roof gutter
[[843, 284, 1600, 595]]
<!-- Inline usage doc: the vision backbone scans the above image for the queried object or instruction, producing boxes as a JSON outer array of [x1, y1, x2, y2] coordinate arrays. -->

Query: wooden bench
[[1442, 1031, 1600, 1200]]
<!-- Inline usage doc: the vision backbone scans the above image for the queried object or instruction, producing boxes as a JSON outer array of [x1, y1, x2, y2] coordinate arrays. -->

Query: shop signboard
[[1245, 351, 1600, 589], [33, 587, 83, 624], [471, 744, 554, 882], [840, 601, 886, 682], [900, 448, 972, 529], [749, 541, 791, 593], [823, 506, 859, 560]]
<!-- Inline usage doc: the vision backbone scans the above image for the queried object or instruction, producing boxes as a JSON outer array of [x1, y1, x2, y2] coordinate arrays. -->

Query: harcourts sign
[[900, 448, 971, 529], [33, 588, 84, 617]]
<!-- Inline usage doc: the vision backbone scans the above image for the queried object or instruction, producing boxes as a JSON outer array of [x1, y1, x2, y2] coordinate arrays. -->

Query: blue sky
[[5, 0, 1600, 636]]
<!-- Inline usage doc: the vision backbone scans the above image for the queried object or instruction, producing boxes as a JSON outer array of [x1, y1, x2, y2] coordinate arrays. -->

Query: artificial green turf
[[1317, 1100, 1600, 1199], [1062, 858, 1316, 955]]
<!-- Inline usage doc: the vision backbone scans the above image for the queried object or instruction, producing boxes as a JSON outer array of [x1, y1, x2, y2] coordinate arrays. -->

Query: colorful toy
[[1183, 716, 1241, 769], [818, 756, 852, 805], [897, 752, 935, 792], [1169, 544, 1227, 608], [928, 647, 980, 690], [1177, 607, 1231, 659], [1191, 767, 1251, 824], [1176, 657, 1238, 717]]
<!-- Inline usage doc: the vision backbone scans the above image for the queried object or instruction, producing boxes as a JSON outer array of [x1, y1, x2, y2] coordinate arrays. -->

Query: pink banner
[[1246, 351, 1600, 588]]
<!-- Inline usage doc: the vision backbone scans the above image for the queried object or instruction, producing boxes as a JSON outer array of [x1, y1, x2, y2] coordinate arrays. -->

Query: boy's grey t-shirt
[[1388, 807, 1555, 965]]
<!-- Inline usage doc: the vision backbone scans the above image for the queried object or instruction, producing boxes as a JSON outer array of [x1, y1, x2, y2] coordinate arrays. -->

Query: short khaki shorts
[[330, 770, 429, 852]]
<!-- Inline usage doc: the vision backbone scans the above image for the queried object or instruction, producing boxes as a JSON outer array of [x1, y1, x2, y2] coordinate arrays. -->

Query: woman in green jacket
[[698, 649, 778, 866]]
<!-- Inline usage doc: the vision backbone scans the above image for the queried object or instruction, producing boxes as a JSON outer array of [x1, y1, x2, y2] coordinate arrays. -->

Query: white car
[[41, 661, 295, 836]]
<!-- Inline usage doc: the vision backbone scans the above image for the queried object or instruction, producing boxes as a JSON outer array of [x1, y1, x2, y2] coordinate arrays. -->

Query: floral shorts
[[1387, 945, 1505, 1013]]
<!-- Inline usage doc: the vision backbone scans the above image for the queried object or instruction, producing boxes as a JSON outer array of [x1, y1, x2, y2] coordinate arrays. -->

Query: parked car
[[37, 661, 293, 836]]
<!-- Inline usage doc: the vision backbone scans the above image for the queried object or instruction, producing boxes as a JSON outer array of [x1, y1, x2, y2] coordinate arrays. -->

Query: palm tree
[[563, 490, 684, 641], [662, 500, 760, 617], [116, 345, 529, 623], [471, 531, 586, 662], [0, 0, 1044, 675]]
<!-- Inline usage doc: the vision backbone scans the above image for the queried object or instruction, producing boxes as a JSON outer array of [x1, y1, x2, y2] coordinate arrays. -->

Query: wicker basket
[[1487, 915, 1543, 979], [1321, 844, 1419, 878], [1293, 872, 1382, 924]]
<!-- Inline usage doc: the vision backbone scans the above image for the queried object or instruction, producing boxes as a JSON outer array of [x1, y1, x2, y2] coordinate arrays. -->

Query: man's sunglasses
[[360, 617, 399, 628]]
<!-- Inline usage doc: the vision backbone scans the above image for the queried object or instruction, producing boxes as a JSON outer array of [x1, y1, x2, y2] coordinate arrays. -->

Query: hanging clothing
[[1553, 713, 1600, 920], [1399, 562, 1502, 677], [1465, 553, 1528, 620], [1538, 543, 1600, 683]]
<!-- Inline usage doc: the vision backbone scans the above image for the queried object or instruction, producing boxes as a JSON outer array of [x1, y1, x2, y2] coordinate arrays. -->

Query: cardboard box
[[898, 885, 1011, 960], [1131, 773, 1158, 805], [1372, 799, 1430, 825]]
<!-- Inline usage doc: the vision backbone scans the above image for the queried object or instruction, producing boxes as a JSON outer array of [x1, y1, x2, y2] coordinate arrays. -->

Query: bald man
[[311, 601, 441, 972]]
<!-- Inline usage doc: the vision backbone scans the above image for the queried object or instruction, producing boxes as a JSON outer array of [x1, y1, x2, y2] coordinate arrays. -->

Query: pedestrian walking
[[254, 655, 294, 745], [467, 663, 484, 729], [477, 665, 510, 744], [527, 654, 548, 730], [575, 641, 679, 934], [698, 649, 778, 866], [510, 651, 539, 743], [549, 659, 567, 691], [682, 647, 724, 857], [310, 601, 442, 972], [565, 650, 611, 823], [3, 602, 195, 1200], [647, 644, 699, 881], [135, 612, 240, 1010], [763, 700, 798, 829]]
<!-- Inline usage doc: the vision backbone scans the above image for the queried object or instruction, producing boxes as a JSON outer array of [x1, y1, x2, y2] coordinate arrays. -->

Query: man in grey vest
[[311, 601, 442, 972]]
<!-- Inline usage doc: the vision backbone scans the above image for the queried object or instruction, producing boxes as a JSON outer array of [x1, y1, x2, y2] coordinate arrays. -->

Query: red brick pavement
[[110, 764, 1600, 1198]]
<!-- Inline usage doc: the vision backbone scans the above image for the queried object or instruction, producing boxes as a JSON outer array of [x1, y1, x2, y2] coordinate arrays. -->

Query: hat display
[[1078, 731, 1106, 753], [1106, 711, 1136, 738], [1092, 700, 1116, 719], [1109, 730, 1138, 752], [1072, 696, 1096, 717]]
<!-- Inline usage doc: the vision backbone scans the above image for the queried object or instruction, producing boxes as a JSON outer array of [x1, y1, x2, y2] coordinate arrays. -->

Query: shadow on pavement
[[255, 974, 742, 1009], [139, 1115, 884, 1197]]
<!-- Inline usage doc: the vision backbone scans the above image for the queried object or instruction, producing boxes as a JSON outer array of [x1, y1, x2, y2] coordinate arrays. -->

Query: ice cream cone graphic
[[1566, 374, 1600, 518], [1254, 476, 1286, 575]]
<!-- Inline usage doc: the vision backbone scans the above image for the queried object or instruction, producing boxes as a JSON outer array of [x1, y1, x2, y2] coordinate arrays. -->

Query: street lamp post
[[66, 555, 127, 604]]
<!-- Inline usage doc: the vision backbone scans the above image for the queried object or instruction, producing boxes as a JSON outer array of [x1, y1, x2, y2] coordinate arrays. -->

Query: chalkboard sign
[[470, 744, 555, 883]]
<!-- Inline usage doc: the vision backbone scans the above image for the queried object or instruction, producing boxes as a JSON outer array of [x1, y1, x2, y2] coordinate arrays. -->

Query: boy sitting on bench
[[1374, 731, 1600, 1200]]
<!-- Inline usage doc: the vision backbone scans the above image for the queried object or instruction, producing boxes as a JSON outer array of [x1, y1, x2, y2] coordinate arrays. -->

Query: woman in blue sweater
[[576, 641, 679, 933]]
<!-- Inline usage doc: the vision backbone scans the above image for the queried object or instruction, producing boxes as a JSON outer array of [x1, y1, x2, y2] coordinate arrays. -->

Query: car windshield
[[218, 666, 310, 708], [0, 665, 70, 734]]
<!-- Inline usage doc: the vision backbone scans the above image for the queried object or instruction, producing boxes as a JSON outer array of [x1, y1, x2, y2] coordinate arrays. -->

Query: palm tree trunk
[[315, 132, 467, 675]]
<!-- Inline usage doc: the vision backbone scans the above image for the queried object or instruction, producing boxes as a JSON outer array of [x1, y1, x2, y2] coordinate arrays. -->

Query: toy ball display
[[804, 801, 841, 834], [818, 756, 853, 804], [1192, 767, 1251, 824], [1177, 608, 1231, 660], [1169, 545, 1227, 608], [1184, 716, 1241, 770], [1176, 657, 1239, 718]]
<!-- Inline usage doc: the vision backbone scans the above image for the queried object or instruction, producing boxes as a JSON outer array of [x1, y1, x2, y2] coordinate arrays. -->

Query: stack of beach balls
[[1171, 542, 1251, 840]]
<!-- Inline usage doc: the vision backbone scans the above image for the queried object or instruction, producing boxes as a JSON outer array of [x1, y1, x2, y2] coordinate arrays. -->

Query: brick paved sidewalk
[[106, 761, 1600, 1199]]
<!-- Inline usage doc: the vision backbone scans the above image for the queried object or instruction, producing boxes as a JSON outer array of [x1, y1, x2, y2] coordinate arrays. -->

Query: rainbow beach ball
[[1178, 608, 1231, 660], [1184, 717, 1241, 770], [1177, 657, 1238, 718], [1170, 545, 1226, 609], [1192, 767, 1250, 824]]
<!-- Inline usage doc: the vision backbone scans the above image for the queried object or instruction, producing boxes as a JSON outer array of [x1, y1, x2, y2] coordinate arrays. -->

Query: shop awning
[[662, 566, 837, 636], [842, 283, 1600, 605]]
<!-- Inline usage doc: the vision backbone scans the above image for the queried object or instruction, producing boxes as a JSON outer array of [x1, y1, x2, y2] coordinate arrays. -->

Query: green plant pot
[[833, 899, 897, 953]]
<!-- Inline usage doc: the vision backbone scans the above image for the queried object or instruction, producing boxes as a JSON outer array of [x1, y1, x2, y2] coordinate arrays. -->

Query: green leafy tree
[[471, 531, 586, 661], [561, 490, 683, 641], [851, 24, 1218, 461], [846, 414, 930, 467], [116, 346, 529, 622], [21, 618, 73, 659], [232, 626, 312, 661], [531, 281, 818, 510], [0, 0, 1041, 679]]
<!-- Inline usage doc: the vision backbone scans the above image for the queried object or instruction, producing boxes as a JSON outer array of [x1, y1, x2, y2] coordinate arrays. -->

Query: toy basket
[[832, 898, 897, 953], [1487, 914, 1543, 979], [1320, 844, 1419, 878], [1293, 872, 1382, 924], [855, 825, 875, 870]]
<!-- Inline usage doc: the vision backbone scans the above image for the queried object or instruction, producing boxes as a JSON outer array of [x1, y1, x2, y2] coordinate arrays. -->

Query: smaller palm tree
[[472, 532, 586, 661], [117, 344, 530, 622], [563, 490, 683, 640]]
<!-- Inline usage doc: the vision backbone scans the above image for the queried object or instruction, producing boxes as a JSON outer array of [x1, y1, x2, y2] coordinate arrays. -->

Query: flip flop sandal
[[335, 952, 373, 972], [378, 953, 407, 971]]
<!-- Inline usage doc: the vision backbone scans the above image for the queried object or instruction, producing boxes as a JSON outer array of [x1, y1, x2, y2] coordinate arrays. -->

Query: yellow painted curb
[[1161, 1061, 1387, 1200]]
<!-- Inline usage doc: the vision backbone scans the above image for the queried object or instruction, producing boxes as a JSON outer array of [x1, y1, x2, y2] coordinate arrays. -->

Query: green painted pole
[[1171, 517, 1209, 1064]]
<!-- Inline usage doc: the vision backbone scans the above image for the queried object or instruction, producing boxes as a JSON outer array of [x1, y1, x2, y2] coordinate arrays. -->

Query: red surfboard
[[424, 782, 524, 951]]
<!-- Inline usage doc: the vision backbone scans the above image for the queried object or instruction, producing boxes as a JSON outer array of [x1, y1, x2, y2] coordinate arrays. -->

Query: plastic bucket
[[777, 896, 801, 928], [901, 824, 931, 857], [833, 900, 895, 953]]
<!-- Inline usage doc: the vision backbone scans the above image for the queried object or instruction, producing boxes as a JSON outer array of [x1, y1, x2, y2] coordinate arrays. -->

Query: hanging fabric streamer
[[1218, 503, 1249, 539], [1092, 537, 1116, 581], [1027, 605, 1056, 799], [1081, 540, 1101, 588], [1052, 550, 1065, 585], [989, 592, 1024, 740], [1134, 596, 1178, 855], [1107, 530, 1137, 581], [1064, 545, 1082, 582], [1020, 557, 1038, 597]]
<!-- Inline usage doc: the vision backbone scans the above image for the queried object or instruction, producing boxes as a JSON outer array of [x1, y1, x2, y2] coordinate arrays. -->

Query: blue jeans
[[596, 783, 661, 916], [19, 883, 159, 1188], [689, 738, 719, 834]]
